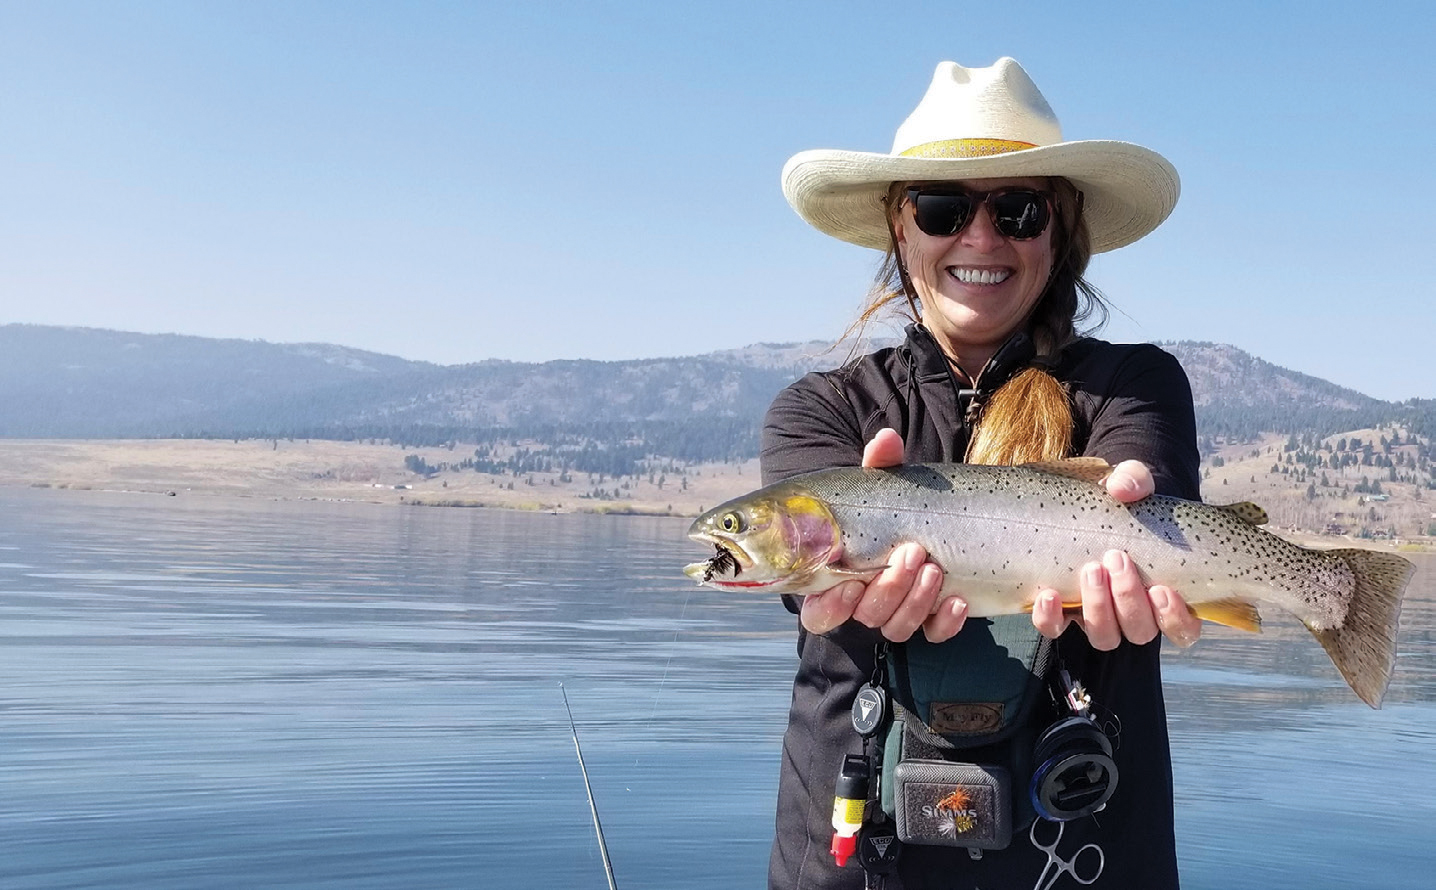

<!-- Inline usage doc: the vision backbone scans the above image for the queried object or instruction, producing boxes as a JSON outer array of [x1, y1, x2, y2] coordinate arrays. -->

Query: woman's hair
[[845, 177, 1105, 466]]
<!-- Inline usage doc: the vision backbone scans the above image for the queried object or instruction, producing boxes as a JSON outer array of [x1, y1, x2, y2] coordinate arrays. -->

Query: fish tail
[[1310, 548, 1414, 708]]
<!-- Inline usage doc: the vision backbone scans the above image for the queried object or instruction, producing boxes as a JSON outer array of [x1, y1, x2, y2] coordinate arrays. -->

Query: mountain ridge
[[1, 323, 1429, 454]]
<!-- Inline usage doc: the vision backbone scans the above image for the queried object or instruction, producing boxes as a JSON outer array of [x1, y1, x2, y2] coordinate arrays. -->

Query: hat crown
[[891, 58, 1063, 156]]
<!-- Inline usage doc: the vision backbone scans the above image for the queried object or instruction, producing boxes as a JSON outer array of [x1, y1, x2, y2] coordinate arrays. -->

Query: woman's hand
[[1029, 460, 1203, 649], [799, 429, 967, 643]]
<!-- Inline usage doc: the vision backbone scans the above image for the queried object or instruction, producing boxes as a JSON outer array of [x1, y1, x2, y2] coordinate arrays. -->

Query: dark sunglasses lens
[[912, 193, 973, 237], [990, 191, 1050, 239]]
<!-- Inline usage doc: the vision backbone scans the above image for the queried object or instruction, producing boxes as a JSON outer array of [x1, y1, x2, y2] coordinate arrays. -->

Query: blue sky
[[2, 1, 1433, 400]]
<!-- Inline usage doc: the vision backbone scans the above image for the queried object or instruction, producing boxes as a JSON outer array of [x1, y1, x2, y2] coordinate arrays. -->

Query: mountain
[[0, 325, 433, 438], [1, 324, 1431, 462], [1159, 342, 1397, 442]]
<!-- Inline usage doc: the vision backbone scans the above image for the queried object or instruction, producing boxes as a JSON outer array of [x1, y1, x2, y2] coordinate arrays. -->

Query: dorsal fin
[[1022, 456, 1113, 485], [1214, 501, 1269, 526]]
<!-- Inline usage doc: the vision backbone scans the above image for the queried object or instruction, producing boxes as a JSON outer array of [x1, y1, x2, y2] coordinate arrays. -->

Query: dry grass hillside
[[1197, 425, 1434, 545], [0, 438, 756, 516]]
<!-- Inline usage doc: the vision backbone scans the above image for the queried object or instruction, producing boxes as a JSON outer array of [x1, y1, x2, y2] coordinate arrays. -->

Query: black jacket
[[761, 324, 1200, 890]]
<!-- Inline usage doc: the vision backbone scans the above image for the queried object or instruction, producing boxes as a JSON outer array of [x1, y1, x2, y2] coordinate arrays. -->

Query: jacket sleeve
[[1079, 345, 1201, 500], [760, 372, 866, 486]]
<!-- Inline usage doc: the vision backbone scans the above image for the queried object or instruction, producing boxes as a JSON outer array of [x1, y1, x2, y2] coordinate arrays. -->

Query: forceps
[[1029, 819, 1104, 889]]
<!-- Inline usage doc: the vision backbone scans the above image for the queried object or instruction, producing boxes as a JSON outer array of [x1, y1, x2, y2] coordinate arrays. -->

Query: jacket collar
[[903, 323, 1036, 395]]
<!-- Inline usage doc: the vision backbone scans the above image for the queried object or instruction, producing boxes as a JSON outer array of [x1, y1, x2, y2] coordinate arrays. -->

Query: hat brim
[[781, 140, 1179, 253]]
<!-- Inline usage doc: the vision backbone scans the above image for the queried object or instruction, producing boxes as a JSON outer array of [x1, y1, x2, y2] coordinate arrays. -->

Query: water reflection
[[0, 489, 794, 889], [1, 489, 1433, 889]]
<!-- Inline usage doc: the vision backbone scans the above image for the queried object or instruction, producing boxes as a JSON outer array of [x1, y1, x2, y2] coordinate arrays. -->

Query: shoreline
[[0, 438, 751, 518], [2, 438, 1428, 553]]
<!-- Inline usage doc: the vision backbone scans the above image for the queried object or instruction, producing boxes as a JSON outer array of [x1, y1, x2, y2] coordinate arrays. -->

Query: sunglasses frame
[[903, 186, 1057, 241]]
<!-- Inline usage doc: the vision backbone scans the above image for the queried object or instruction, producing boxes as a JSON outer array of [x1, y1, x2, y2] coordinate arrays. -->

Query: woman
[[764, 59, 1202, 889]]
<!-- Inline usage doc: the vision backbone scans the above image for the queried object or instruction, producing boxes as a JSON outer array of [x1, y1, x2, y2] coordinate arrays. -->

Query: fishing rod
[[560, 683, 619, 890]]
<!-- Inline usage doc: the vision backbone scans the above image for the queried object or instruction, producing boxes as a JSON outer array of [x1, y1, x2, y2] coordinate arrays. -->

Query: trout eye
[[718, 512, 745, 534]]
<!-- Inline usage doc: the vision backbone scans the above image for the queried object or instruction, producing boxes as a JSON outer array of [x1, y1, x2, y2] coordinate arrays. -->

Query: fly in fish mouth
[[701, 544, 741, 582]]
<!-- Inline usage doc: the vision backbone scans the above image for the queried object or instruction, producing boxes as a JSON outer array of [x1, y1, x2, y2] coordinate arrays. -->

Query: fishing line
[[636, 586, 693, 766], [561, 682, 619, 890]]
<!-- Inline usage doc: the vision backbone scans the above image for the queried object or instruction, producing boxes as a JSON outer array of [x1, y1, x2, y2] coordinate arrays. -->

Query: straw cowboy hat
[[781, 58, 1179, 254]]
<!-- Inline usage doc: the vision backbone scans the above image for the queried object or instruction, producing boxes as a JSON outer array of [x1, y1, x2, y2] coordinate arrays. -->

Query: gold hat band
[[898, 138, 1037, 159]]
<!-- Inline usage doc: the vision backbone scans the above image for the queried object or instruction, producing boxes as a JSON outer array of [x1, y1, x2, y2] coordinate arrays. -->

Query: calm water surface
[[2, 489, 1433, 888]]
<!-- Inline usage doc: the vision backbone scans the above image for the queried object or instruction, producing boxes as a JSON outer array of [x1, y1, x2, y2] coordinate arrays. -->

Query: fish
[[683, 458, 1414, 708]]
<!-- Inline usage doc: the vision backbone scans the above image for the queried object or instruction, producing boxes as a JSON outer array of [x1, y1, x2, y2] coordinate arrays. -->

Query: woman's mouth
[[946, 266, 1011, 285]]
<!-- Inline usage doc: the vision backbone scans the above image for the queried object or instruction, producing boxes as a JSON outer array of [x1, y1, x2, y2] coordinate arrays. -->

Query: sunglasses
[[905, 186, 1054, 240]]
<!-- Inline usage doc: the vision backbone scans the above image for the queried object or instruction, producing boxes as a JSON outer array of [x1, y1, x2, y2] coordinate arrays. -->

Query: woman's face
[[892, 176, 1056, 368]]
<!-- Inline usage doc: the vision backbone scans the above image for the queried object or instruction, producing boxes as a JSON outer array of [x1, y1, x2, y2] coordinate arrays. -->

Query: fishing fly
[[701, 544, 740, 582]]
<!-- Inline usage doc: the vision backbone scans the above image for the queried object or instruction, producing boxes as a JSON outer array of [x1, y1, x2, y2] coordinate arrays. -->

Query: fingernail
[[1149, 586, 1170, 610], [1102, 550, 1127, 573], [840, 581, 863, 606], [1083, 563, 1104, 586], [949, 597, 968, 619], [919, 564, 942, 590], [903, 544, 924, 571]]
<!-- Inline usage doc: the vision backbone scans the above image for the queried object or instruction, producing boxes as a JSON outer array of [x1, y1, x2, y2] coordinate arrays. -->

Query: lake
[[2, 488, 1433, 889]]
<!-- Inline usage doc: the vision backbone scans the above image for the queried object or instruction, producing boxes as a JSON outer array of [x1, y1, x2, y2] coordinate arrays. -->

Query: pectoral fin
[[829, 564, 888, 579]]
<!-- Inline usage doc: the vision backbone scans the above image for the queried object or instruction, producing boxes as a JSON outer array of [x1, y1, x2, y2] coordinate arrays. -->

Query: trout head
[[683, 485, 842, 592]]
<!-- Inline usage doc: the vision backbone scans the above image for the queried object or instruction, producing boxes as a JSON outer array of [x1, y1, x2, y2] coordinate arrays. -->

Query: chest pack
[[865, 621, 1124, 869], [875, 616, 1055, 854]]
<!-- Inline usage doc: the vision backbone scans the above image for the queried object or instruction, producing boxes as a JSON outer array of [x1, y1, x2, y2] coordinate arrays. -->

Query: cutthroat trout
[[683, 458, 1413, 708]]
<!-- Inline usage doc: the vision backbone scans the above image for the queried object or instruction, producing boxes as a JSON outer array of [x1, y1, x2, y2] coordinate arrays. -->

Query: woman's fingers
[[1077, 561, 1122, 651], [879, 563, 944, 642], [1032, 553, 1147, 650], [799, 581, 864, 635], [1031, 589, 1070, 639], [800, 545, 952, 644], [1151, 585, 1203, 647], [922, 594, 969, 643], [851, 543, 926, 630], [1031, 551, 1205, 650], [1104, 550, 1161, 646]]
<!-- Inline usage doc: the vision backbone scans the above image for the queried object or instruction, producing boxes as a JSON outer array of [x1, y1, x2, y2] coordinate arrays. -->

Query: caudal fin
[[1311, 549, 1414, 708]]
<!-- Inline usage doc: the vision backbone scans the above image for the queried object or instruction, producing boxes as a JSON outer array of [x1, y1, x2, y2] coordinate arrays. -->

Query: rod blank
[[561, 683, 618, 890]]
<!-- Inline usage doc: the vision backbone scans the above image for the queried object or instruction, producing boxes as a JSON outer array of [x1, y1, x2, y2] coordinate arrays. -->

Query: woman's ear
[[891, 214, 907, 246]]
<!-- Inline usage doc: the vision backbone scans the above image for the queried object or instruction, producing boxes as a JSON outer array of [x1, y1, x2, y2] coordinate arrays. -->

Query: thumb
[[862, 428, 906, 468]]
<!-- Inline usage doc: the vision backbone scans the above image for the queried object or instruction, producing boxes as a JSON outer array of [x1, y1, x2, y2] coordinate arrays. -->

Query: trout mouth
[[683, 537, 766, 587]]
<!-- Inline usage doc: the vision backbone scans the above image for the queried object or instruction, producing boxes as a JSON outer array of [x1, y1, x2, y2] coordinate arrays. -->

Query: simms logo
[[924, 788, 977, 836]]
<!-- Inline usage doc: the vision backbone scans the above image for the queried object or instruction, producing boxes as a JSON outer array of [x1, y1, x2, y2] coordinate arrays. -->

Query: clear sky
[[2, 1, 1433, 401]]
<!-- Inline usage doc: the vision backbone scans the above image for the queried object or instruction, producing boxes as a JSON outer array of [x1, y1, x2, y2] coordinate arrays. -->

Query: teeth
[[948, 267, 1011, 285]]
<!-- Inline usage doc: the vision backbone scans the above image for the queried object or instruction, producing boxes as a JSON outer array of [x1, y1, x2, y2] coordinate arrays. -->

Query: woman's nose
[[957, 203, 1005, 249]]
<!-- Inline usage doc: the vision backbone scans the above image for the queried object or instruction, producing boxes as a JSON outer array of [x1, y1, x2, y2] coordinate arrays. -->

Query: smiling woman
[[762, 58, 1203, 890], [889, 177, 1057, 367]]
